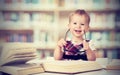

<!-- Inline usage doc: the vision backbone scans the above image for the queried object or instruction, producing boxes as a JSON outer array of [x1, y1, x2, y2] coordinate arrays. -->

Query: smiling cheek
[[81, 27, 85, 31]]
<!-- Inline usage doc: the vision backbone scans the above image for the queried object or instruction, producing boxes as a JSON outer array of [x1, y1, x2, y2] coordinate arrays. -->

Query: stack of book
[[1, 64, 44, 75], [0, 42, 37, 66]]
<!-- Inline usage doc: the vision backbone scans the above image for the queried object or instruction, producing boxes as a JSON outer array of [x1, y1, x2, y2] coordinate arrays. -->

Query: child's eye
[[81, 24, 84, 26], [73, 22, 77, 25]]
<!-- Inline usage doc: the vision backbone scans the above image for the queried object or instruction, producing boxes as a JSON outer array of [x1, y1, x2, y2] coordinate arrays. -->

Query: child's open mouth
[[75, 30, 82, 33]]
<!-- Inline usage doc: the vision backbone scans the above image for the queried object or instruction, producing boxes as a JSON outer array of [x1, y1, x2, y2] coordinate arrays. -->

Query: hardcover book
[[0, 43, 37, 66], [1, 64, 44, 75]]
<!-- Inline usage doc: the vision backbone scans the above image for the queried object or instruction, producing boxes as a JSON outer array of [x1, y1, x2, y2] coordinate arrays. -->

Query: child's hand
[[83, 40, 90, 50], [57, 38, 67, 48]]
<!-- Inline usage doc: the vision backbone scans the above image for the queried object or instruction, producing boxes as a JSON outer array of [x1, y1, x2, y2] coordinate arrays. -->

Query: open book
[[0, 42, 37, 66], [106, 59, 120, 70], [27, 58, 103, 74], [1, 64, 44, 75], [43, 60, 103, 73], [27, 58, 120, 74]]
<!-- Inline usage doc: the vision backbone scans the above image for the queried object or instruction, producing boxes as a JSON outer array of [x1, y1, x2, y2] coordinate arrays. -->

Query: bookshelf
[[0, 0, 120, 59]]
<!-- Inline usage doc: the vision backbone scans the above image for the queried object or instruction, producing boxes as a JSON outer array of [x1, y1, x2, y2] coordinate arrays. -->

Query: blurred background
[[0, 0, 120, 59]]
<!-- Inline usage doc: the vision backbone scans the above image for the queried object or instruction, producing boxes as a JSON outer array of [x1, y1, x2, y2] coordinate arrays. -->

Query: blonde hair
[[69, 9, 90, 25]]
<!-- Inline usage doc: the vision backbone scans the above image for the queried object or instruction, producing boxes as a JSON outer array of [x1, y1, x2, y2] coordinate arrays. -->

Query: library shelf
[[0, 0, 120, 59]]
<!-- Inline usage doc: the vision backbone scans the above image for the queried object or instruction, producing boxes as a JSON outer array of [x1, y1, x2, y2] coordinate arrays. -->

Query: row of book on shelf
[[0, 0, 57, 9], [0, 12, 54, 23], [60, 0, 120, 9], [37, 48, 120, 59], [0, 11, 120, 28], [85, 31, 120, 48], [0, 31, 55, 41], [0, 31, 120, 48], [0, 33, 33, 42], [0, 0, 119, 9], [96, 49, 120, 59]]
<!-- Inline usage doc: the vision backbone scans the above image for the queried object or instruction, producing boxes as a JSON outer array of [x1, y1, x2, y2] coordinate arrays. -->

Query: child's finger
[[83, 40, 88, 44], [57, 39, 67, 47], [61, 39, 67, 45], [63, 41, 67, 46], [83, 40, 89, 50]]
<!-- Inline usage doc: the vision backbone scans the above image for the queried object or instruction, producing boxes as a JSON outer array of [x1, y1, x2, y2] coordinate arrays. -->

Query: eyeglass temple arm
[[64, 29, 70, 41]]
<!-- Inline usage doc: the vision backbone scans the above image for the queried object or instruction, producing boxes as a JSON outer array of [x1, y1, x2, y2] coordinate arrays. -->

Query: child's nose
[[77, 24, 81, 28]]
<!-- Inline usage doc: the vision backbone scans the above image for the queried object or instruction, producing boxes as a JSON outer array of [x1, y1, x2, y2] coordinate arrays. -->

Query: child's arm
[[54, 39, 67, 60], [83, 40, 96, 61]]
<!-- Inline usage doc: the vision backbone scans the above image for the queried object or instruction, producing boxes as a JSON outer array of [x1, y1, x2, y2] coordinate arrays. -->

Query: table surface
[[32, 69, 120, 75], [1, 58, 120, 75]]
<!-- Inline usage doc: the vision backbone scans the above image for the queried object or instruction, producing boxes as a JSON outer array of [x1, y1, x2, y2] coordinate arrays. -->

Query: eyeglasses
[[63, 29, 87, 55]]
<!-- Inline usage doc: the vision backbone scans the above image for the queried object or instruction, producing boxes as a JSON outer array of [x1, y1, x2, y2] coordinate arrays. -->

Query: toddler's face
[[68, 14, 89, 38]]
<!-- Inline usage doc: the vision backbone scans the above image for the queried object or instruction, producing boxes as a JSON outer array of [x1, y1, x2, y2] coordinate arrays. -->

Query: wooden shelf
[[0, 27, 33, 31], [0, 30, 33, 34], [58, 8, 120, 12], [1, 7, 120, 12], [36, 46, 120, 51], [0, 8, 57, 12], [37, 48, 54, 51], [97, 47, 120, 50], [90, 28, 120, 32], [90, 28, 115, 32]]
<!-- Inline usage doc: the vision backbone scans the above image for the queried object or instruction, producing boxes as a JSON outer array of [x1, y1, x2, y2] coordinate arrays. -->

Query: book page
[[0, 42, 37, 66], [43, 60, 103, 73], [96, 58, 109, 68], [106, 59, 120, 70]]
